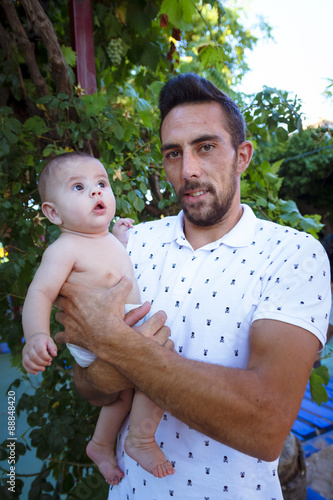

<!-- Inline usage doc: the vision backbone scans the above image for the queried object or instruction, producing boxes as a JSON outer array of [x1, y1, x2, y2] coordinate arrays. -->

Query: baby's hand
[[112, 218, 135, 247], [22, 333, 57, 375]]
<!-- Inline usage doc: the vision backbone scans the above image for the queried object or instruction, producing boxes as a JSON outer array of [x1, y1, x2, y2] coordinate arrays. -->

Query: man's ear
[[42, 202, 62, 225], [236, 141, 253, 175]]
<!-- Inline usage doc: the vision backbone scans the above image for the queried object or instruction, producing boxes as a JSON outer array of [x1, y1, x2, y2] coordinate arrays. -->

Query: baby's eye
[[98, 181, 106, 188], [73, 184, 84, 191]]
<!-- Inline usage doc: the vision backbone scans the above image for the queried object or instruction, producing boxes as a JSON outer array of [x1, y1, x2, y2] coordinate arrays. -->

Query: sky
[[234, 0, 333, 127]]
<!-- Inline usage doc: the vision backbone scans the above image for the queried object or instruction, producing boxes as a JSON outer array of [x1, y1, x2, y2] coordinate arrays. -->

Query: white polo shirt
[[109, 204, 330, 500]]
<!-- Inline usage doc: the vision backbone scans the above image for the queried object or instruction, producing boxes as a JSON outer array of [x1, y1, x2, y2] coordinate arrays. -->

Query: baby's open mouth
[[94, 201, 106, 211]]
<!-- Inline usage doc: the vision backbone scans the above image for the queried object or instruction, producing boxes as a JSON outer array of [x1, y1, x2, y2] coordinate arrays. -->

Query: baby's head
[[38, 152, 116, 235]]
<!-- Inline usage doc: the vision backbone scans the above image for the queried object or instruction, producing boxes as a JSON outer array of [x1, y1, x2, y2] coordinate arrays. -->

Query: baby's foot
[[124, 435, 175, 478], [86, 439, 124, 485]]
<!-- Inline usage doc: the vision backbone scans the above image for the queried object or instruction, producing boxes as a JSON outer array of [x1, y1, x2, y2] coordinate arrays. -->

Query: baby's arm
[[112, 218, 134, 247], [22, 239, 75, 374]]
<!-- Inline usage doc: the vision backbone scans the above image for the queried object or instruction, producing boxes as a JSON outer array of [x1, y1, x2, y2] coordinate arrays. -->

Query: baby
[[22, 152, 175, 484]]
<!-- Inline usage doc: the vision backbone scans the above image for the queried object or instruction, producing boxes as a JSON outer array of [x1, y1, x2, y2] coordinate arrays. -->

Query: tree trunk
[[19, 0, 72, 96], [1, 0, 49, 97]]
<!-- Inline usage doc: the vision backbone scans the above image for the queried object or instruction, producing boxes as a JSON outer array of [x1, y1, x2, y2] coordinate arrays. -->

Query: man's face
[[160, 102, 243, 228]]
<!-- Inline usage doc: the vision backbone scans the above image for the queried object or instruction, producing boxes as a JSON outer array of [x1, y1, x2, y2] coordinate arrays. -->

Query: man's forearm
[[73, 358, 134, 407], [94, 320, 318, 462]]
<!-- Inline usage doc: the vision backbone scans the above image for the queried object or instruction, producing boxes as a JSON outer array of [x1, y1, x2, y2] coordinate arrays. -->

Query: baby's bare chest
[[65, 238, 132, 290]]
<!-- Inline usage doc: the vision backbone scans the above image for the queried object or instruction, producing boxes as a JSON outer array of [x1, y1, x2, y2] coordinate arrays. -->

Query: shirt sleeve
[[252, 235, 331, 348]]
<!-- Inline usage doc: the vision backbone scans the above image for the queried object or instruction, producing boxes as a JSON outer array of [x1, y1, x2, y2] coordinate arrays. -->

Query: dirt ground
[[306, 444, 333, 499]]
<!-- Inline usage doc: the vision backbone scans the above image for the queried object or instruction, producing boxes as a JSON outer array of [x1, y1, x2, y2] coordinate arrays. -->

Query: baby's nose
[[91, 186, 102, 196]]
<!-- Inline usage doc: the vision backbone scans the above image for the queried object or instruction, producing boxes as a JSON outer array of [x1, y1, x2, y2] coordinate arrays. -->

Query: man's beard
[[177, 171, 238, 228]]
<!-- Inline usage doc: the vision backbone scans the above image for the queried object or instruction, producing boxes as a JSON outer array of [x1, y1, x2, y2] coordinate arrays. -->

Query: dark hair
[[38, 152, 93, 202], [159, 73, 245, 151]]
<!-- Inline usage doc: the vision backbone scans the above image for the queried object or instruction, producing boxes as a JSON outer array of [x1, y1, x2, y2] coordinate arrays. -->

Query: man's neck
[[183, 205, 244, 251]]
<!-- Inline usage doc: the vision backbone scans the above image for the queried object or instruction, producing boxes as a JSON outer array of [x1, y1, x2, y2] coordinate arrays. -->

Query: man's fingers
[[54, 330, 67, 344], [164, 339, 175, 351], [125, 302, 151, 327], [111, 276, 134, 304], [135, 310, 168, 338], [55, 309, 66, 327], [153, 325, 172, 346], [134, 310, 171, 347]]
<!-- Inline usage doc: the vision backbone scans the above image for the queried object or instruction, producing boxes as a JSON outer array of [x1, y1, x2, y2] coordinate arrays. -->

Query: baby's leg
[[124, 390, 175, 478], [86, 388, 133, 485]]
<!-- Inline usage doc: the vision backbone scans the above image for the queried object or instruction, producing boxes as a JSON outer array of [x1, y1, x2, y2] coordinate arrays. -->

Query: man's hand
[[22, 333, 57, 375], [54, 276, 171, 357], [54, 276, 172, 406]]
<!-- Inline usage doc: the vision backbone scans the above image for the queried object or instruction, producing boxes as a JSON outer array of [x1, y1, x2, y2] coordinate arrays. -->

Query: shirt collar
[[162, 204, 257, 250]]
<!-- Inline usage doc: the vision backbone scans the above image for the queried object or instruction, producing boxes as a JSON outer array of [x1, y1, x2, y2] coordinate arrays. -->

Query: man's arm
[[56, 287, 172, 405], [72, 302, 151, 406], [55, 278, 319, 462], [73, 360, 134, 406]]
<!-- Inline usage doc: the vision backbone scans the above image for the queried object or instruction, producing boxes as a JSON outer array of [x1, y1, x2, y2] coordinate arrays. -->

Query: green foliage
[[0, 0, 330, 497], [257, 126, 333, 229], [309, 365, 330, 406]]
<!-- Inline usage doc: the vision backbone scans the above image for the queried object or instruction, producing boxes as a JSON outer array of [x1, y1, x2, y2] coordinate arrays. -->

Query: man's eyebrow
[[190, 134, 222, 145], [161, 134, 223, 153], [161, 142, 180, 153]]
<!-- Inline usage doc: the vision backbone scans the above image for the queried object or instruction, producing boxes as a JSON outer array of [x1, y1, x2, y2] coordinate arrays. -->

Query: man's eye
[[166, 151, 180, 159], [201, 144, 214, 152], [73, 184, 84, 191]]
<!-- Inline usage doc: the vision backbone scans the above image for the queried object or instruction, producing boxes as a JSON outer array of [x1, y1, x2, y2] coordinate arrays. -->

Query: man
[[55, 74, 330, 499]]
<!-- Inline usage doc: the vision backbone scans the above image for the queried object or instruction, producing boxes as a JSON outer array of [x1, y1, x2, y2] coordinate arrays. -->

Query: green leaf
[[198, 45, 223, 69], [181, 0, 197, 23], [113, 123, 124, 140], [139, 110, 153, 128], [309, 369, 329, 406], [312, 365, 330, 385], [61, 45, 77, 67], [7, 117, 22, 134], [81, 94, 108, 116], [159, 0, 182, 26], [24, 116, 49, 135], [123, 83, 138, 99], [133, 196, 145, 212], [276, 126, 289, 142], [11, 182, 21, 195], [137, 98, 150, 112], [3, 128, 18, 144], [270, 159, 284, 175]]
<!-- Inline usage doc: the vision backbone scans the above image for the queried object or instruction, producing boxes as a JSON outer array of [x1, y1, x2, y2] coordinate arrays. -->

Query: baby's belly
[[66, 270, 141, 304]]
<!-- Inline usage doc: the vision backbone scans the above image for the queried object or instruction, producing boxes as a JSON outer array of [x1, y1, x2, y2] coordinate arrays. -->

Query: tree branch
[[19, 0, 72, 96], [1, 0, 49, 97]]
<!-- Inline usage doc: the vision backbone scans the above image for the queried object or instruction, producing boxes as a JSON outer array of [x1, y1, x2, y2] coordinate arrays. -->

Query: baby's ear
[[42, 202, 62, 225]]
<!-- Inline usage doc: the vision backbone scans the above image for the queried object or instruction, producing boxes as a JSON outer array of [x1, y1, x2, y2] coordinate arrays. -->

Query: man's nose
[[182, 150, 201, 179]]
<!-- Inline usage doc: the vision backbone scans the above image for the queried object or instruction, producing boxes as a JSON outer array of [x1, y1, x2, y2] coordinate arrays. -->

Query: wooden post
[[68, 0, 97, 94]]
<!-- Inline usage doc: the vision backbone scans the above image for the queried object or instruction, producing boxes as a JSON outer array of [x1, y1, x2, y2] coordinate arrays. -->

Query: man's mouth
[[183, 188, 209, 202], [188, 190, 206, 198]]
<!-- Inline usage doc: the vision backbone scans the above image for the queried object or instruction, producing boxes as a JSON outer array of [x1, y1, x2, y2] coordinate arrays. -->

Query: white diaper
[[66, 303, 143, 368]]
